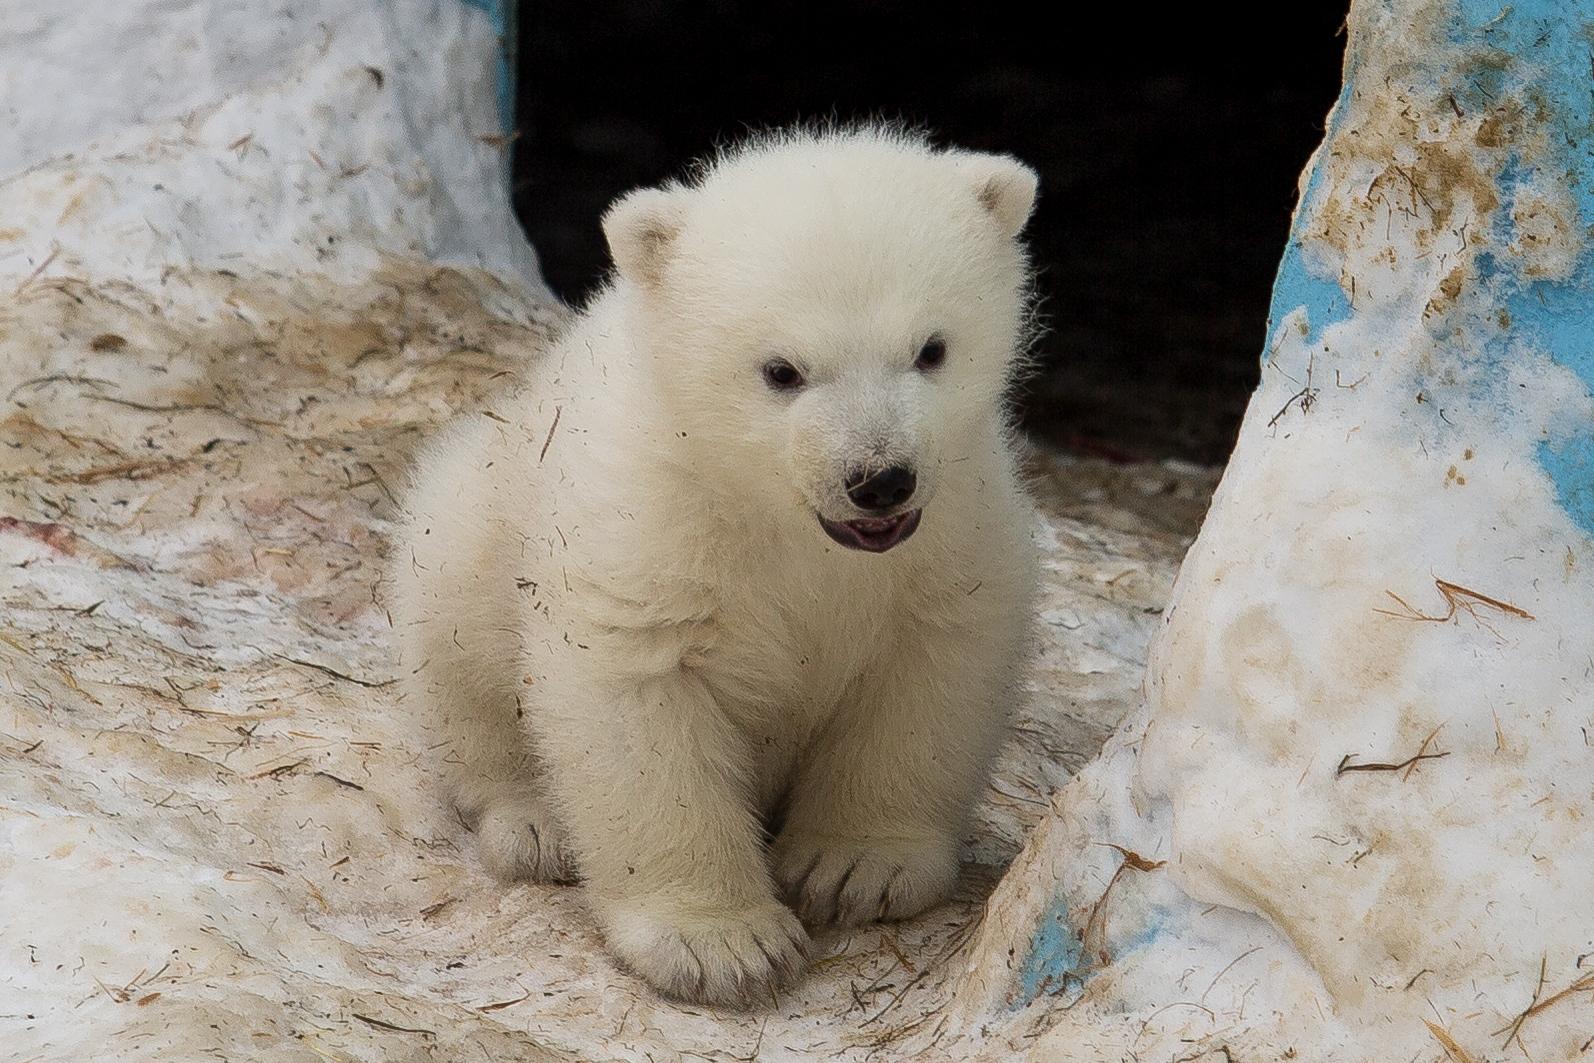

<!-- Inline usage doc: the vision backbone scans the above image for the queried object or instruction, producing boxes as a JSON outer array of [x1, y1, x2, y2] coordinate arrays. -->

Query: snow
[[0, 0, 541, 291]]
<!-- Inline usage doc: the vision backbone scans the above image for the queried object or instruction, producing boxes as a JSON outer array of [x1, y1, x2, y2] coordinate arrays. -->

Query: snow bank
[[956, 2, 1594, 1060], [0, 0, 538, 289]]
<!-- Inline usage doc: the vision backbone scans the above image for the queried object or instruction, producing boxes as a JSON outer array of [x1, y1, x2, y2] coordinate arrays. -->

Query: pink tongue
[[853, 518, 894, 533]]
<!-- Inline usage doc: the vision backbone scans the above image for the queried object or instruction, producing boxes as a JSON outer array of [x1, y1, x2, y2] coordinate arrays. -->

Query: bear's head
[[601, 127, 1037, 554]]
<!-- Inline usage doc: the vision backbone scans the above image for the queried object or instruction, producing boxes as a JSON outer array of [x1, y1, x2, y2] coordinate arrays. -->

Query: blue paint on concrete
[[1260, 0, 1594, 527], [1266, 247, 1351, 357], [460, 0, 517, 144], [1261, 71, 1358, 359], [1444, 1, 1594, 532], [1539, 434, 1594, 527], [1014, 891, 1174, 1006], [1115, 908, 1171, 957], [1017, 895, 1082, 1001]]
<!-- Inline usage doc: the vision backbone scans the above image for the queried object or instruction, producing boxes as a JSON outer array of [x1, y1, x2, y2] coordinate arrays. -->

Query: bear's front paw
[[603, 898, 811, 1008], [771, 830, 959, 929]]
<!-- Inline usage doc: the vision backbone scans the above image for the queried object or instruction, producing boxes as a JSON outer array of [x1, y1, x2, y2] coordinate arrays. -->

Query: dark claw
[[829, 856, 862, 923], [877, 866, 905, 919], [682, 940, 707, 996], [793, 851, 823, 895], [753, 936, 786, 978], [787, 924, 812, 958]]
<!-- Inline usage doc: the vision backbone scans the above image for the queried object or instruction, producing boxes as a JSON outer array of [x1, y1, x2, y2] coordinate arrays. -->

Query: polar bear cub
[[392, 126, 1040, 1007]]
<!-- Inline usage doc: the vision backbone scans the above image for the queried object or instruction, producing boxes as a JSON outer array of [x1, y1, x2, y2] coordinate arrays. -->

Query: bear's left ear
[[602, 185, 687, 287], [956, 153, 1039, 238]]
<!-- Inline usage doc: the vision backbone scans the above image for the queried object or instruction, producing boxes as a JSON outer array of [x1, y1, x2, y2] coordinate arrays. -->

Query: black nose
[[845, 465, 917, 511]]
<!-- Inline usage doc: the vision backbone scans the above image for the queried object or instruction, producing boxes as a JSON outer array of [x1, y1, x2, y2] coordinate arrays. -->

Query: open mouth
[[817, 509, 922, 553]]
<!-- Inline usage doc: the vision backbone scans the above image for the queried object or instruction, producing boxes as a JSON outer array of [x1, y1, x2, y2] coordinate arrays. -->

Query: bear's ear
[[602, 186, 686, 286], [957, 153, 1038, 238]]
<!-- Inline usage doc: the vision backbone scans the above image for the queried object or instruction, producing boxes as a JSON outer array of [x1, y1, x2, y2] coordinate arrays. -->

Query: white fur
[[391, 126, 1040, 1008]]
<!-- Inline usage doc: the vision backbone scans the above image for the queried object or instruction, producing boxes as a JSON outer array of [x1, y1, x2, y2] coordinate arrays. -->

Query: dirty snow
[[0, 257, 1206, 1060]]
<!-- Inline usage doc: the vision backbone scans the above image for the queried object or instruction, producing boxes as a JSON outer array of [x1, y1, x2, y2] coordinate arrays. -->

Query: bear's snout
[[845, 465, 917, 511]]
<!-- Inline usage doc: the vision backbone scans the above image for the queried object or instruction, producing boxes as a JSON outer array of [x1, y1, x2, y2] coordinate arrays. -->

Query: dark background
[[511, 4, 1348, 464]]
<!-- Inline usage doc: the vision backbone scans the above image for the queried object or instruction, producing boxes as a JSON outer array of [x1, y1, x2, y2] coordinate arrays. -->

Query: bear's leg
[[423, 674, 578, 884], [539, 666, 810, 1007], [771, 626, 1013, 928]]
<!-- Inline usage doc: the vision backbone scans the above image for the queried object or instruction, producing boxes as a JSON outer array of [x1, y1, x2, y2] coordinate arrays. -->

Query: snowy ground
[[0, 254, 1212, 1060]]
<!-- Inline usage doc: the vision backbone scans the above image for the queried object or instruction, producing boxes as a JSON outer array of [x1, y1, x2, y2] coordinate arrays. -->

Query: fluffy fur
[[391, 126, 1040, 1007]]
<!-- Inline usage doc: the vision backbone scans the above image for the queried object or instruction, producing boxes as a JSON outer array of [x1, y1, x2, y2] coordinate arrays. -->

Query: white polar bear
[[392, 125, 1040, 1007]]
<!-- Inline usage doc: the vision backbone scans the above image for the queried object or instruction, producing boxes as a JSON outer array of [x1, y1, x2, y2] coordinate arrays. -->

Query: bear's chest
[[711, 566, 892, 700], [698, 557, 907, 786]]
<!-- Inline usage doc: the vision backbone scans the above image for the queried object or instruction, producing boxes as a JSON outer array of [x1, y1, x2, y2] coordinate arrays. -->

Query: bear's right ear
[[602, 186, 686, 287], [955, 153, 1039, 239]]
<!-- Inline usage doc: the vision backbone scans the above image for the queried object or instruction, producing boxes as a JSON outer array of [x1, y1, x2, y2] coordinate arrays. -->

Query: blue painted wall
[[460, 0, 518, 157], [1263, 0, 1594, 529]]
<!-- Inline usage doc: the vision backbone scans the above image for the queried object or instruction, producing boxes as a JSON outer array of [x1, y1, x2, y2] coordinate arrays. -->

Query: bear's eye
[[762, 358, 804, 391], [915, 335, 948, 371]]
